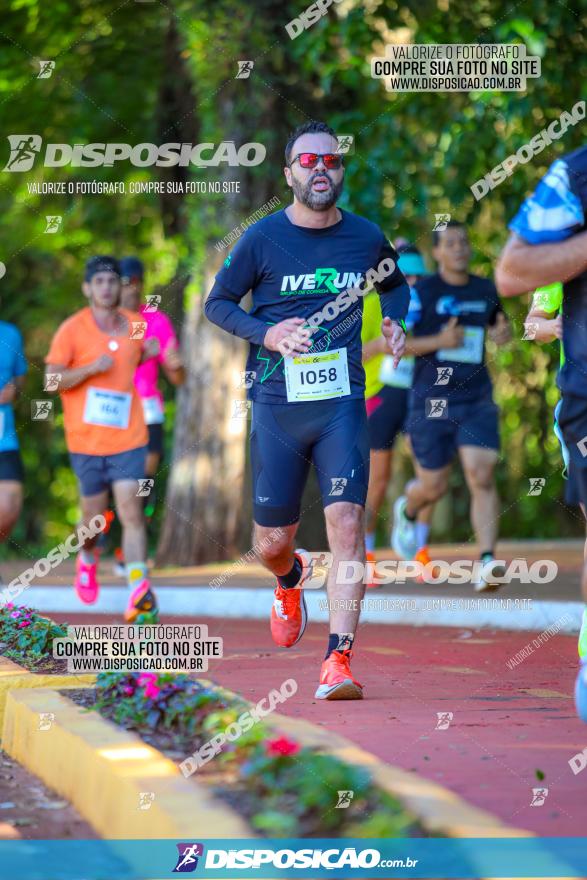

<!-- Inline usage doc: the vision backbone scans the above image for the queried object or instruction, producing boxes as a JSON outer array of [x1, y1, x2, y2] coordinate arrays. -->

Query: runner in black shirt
[[496, 145, 587, 721], [206, 120, 409, 700], [392, 221, 511, 591]]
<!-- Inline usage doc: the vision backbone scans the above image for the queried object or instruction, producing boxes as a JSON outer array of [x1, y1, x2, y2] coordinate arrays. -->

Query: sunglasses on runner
[[289, 152, 343, 170]]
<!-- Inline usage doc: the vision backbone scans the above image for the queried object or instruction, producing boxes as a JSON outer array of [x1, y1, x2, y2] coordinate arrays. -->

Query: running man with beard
[[496, 144, 587, 720], [45, 256, 159, 622], [205, 121, 409, 700]]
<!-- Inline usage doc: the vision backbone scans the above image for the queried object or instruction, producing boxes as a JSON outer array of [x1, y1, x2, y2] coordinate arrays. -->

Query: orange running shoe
[[124, 579, 158, 623], [365, 550, 377, 589], [315, 649, 363, 700], [270, 550, 310, 648], [414, 546, 440, 583]]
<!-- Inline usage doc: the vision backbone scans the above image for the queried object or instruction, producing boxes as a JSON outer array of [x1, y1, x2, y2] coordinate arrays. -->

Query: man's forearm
[[378, 280, 410, 323], [404, 334, 445, 356], [205, 282, 268, 346], [496, 231, 587, 297], [47, 365, 96, 392]]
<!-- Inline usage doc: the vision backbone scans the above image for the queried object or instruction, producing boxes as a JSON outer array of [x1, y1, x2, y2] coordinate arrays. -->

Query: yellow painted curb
[[0, 656, 95, 734], [2, 686, 253, 839], [208, 681, 531, 841], [269, 712, 532, 839]]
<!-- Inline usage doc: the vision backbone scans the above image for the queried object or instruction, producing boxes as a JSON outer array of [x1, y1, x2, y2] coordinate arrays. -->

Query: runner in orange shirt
[[45, 256, 159, 621]]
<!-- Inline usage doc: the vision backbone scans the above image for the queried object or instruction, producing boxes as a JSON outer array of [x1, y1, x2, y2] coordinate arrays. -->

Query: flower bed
[[0, 604, 68, 673], [67, 671, 425, 839]]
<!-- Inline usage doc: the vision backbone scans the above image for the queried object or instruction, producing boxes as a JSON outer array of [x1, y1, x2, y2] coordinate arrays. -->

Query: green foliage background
[[1, 0, 586, 556]]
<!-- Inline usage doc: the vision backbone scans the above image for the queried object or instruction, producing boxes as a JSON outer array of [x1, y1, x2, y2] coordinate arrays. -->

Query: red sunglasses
[[290, 152, 343, 170]]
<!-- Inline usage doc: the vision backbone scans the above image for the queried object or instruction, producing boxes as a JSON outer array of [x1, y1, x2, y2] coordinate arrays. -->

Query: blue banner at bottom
[[1, 837, 587, 879]]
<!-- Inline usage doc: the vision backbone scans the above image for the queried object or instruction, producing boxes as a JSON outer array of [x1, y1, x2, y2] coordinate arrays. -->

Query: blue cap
[[84, 255, 120, 282], [398, 252, 427, 277], [119, 256, 144, 281]]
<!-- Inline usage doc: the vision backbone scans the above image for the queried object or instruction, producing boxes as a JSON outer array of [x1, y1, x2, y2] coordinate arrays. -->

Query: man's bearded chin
[[292, 175, 343, 210]]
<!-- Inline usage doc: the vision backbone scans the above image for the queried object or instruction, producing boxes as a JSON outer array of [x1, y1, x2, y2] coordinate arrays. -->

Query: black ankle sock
[[405, 508, 417, 522], [277, 556, 303, 589], [480, 550, 494, 561], [325, 632, 354, 660]]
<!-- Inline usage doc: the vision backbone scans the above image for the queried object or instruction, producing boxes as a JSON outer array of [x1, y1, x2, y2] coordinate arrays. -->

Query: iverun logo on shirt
[[280, 267, 364, 295], [436, 296, 488, 316]]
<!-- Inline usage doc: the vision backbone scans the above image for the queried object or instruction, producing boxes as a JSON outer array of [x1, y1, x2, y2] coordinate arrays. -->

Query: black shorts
[[69, 446, 147, 496], [565, 462, 583, 508], [0, 450, 24, 482], [250, 398, 370, 527], [407, 393, 500, 470], [558, 393, 587, 509], [147, 423, 164, 458], [366, 385, 409, 451]]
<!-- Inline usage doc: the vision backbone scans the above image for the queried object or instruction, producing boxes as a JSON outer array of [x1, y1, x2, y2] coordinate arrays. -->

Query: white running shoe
[[391, 496, 419, 560], [473, 556, 505, 592]]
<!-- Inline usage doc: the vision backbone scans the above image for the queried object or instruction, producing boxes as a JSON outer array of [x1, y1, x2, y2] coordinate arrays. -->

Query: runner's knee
[[464, 464, 495, 491]]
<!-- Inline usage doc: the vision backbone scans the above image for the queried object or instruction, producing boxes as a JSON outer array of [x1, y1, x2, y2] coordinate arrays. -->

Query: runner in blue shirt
[[0, 321, 28, 578], [497, 144, 587, 721], [206, 120, 409, 700]]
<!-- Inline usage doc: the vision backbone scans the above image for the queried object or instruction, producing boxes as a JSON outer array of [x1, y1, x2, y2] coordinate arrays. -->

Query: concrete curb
[[0, 656, 95, 733], [206, 681, 531, 841], [2, 674, 530, 846], [1, 686, 253, 839], [13, 586, 583, 634]]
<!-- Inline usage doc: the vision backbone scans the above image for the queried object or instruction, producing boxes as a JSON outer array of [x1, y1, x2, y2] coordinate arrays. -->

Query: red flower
[[18, 621, 31, 628], [123, 685, 135, 696], [266, 736, 300, 757]]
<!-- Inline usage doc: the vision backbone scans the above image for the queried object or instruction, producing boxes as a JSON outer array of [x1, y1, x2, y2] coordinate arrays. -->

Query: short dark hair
[[284, 120, 338, 166], [432, 220, 466, 246], [396, 243, 422, 256], [84, 255, 120, 282]]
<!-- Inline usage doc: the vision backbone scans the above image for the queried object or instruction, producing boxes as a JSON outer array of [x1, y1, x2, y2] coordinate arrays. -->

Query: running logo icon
[[44, 215, 62, 234], [238, 370, 256, 389], [138, 792, 155, 810], [173, 843, 204, 872], [37, 61, 55, 78], [38, 712, 55, 731], [144, 294, 161, 312], [44, 373, 61, 392], [530, 787, 548, 806], [336, 135, 354, 155], [435, 711, 453, 730], [426, 398, 448, 419], [232, 400, 251, 419], [31, 400, 53, 420], [435, 366, 453, 385], [336, 790, 354, 808], [522, 322, 538, 340], [433, 213, 451, 231], [236, 61, 254, 79], [4, 135, 42, 172], [130, 321, 147, 340], [136, 479, 155, 497], [528, 478, 546, 496], [329, 477, 348, 496]]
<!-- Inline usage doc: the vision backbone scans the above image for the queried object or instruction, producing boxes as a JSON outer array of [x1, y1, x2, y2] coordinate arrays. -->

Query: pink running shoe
[[74, 554, 100, 605], [124, 579, 158, 623]]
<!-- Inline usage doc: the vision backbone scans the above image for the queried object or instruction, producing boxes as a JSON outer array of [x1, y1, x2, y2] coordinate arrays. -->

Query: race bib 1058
[[284, 348, 350, 402]]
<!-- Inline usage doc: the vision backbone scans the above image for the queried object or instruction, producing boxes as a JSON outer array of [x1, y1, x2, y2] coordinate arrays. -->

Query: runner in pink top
[[118, 257, 185, 568]]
